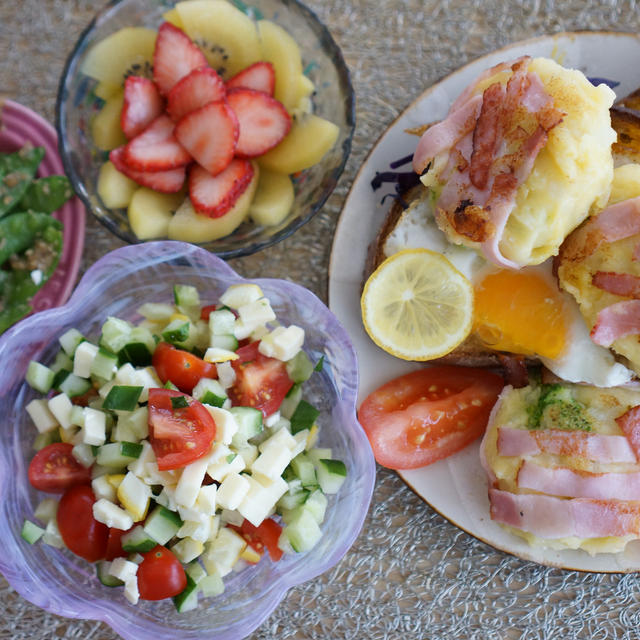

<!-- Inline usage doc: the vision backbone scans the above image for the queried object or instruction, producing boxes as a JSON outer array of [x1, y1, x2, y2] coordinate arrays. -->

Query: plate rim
[[328, 30, 640, 573]]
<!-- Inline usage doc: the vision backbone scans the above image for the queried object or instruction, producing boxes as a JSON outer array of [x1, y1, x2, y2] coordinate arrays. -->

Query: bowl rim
[[54, 0, 356, 259], [0, 240, 376, 639]]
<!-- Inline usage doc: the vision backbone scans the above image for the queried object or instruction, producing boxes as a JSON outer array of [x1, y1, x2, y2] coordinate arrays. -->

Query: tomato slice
[[137, 545, 187, 600], [231, 517, 284, 562], [230, 341, 293, 417], [28, 442, 92, 493], [148, 388, 216, 471], [152, 341, 217, 394], [358, 366, 504, 470], [57, 484, 109, 562]]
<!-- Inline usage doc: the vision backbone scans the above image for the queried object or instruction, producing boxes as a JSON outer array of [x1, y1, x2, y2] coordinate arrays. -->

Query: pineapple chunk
[[94, 81, 120, 100], [128, 187, 184, 239], [97, 161, 138, 209], [91, 92, 127, 151], [258, 20, 303, 112], [82, 27, 157, 85], [167, 163, 259, 242], [162, 7, 184, 28], [175, 0, 261, 77], [258, 114, 339, 174], [249, 169, 294, 226]]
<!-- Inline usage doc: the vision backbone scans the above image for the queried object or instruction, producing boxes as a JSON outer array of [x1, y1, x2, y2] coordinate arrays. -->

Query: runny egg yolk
[[473, 270, 569, 360]]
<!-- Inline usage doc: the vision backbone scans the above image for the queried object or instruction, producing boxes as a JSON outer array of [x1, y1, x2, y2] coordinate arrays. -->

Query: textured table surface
[[3, 1, 640, 639]]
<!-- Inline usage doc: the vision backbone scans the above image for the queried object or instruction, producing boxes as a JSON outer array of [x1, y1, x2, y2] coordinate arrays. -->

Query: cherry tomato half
[[57, 484, 109, 562], [148, 388, 216, 471], [152, 341, 217, 394], [358, 366, 504, 470], [230, 341, 293, 418], [137, 545, 187, 600], [231, 517, 283, 562], [28, 442, 92, 493], [105, 526, 132, 561]]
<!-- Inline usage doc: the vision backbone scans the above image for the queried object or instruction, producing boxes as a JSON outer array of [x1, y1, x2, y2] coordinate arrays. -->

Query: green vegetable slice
[[18, 175, 73, 213], [0, 145, 44, 218]]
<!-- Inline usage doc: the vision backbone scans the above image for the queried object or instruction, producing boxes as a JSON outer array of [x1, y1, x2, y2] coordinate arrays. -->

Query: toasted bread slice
[[365, 98, 640, 368]]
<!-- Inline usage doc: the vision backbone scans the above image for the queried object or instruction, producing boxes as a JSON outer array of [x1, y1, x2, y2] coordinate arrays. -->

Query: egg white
[[382, 189, 634, 387]]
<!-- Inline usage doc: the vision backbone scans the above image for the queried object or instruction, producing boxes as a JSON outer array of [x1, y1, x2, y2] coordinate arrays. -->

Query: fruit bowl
[[55, 0, 355, 259], [0, 241, 375, 640]]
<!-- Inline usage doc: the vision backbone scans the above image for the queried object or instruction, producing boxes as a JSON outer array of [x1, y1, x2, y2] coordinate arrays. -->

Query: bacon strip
[[517, 460, 640, 500], [593, 196, 640, 243], [592, 271, 640, 298], [616, 405, 640, 461], [497, 427, 637, 463], [412, 94, 482, 174], [489, 489, 640, 538], [590, 300, 640, 346]]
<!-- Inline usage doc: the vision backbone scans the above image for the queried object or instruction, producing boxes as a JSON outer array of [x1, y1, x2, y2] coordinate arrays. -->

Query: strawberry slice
[[226, 88, 291, 158], [153, 22, 209, 95], [189, 159, 254, 218], [167, 67, 226, 122], [226, 61, 275, 96], [109, 146, 186, 193], [174, 101, 238, 176], [120, 76, 164, 139], [124, 115, 192, 171]]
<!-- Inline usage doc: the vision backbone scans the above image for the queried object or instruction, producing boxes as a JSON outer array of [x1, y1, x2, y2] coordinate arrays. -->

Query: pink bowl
[[0, 99, 85, 317]]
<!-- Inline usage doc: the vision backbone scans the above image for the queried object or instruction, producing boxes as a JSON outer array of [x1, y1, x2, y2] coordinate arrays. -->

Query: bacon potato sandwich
[[365, 56, 639, 388]]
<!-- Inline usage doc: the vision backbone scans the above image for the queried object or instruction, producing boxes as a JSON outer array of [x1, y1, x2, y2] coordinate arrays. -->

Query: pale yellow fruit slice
[[257, 20, 302, 112], [91, 92, 127, 151], [82, 27, 156, 85], [162, 7, 184, 28], [361, 249, 474, 361], [249, 169, 294, 226], [168, 164, 259, 242], [258, 113, 339, 174], [128, 188, 185, 240], [175, 0, 261, 77], [94, 81, 120, 100], [97, 161, 138, 209]]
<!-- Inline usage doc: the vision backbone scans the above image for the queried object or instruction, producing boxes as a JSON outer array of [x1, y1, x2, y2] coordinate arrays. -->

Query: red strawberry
[[124, 115, 191, 171], [189, 159, 254, 218], [226, 88, 291, 158], [167, 66, 226, 122], [109, 147, 185, 193], [153, 22, 208, 95], [174, 101, 238, 176], [226, 61, 275, 96], [120, 76, 164, 139]]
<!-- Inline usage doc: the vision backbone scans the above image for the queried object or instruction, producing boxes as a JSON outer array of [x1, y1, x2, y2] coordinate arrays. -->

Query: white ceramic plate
[[329, 32, 640, 572]]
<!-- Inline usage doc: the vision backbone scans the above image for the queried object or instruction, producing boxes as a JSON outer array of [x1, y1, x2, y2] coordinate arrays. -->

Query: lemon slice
[[361, 249, 473, 361]]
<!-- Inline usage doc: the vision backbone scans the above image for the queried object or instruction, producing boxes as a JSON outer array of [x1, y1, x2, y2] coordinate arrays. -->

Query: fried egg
[[382, 189, 634, 386]]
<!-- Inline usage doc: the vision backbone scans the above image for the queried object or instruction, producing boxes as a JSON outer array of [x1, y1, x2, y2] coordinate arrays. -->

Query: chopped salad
[[21, 282, 346, 611]]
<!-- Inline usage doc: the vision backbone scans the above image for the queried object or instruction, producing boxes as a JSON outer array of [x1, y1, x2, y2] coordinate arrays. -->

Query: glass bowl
[[0, 241, 375, 640], [55, 0, 355, 259]]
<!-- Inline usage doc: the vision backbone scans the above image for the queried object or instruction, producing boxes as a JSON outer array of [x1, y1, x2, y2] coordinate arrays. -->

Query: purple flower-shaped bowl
[[0, 241, 375, 640]]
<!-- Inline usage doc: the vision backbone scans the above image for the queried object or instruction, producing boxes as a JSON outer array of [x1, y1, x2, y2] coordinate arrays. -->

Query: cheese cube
[[115, 363, 136, 385], [290, 430, 309, 458], [258, 426, 296, 453], [119, 406, 149, 440], [202, 527, 247, 577], [156, 486, 178, 511], [93, 499, 134, 530], [251, 443, 293, 483], [216, 473, 250, 510], [203, 406, 238, 445], [207, 452, 245, 482], [127, 440, 156, 478], [264, 411, 281, 428], [220, 509, 244, 526], [171, 537, 204, 563], [26, 399, 58, 433], [124, 577, 140, 605], [117, 472, 151, 521], [196, 484, 217, 516], [109, 557, 139, 582], [132, 366, 163, 403], [34, 498, 58, 525], [236, 298, 276, 334], [219, 283, 263, 309], [216, 361, 236, 389], [237, 475, 288, 527], [48, 393, 73, 429], [82, 407, 106, 446], [71, 443, 95, 468], [259, 325, 305, 362], [203, 347, 238, 363], [236, 443, 259, 467], [73, 341, 99, 379], [175, 457, 209, 508], [42, 518, 64, 548]]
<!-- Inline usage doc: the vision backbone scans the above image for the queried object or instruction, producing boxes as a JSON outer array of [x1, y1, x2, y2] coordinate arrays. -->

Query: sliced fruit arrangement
[[83, 0, 340, 243]]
